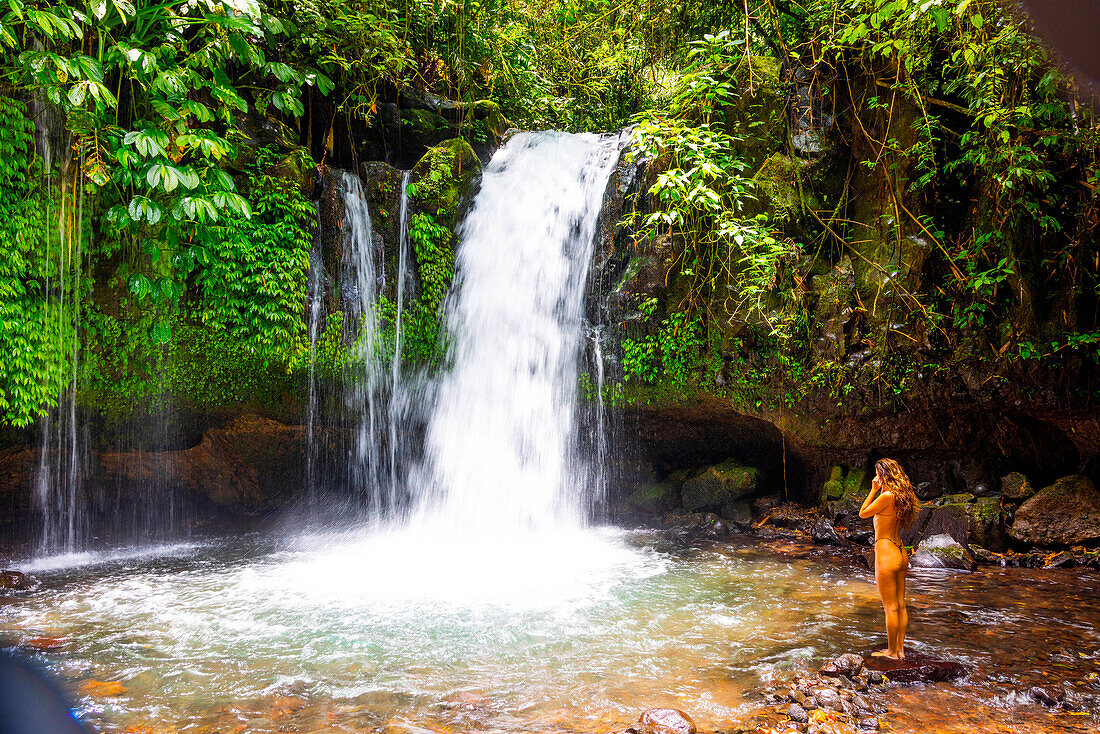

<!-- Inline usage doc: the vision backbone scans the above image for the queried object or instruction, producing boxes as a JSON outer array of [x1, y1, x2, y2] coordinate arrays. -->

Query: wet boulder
[[1009, 475, 1100, 546], [636, 708, 696, 734], [409, 138, 482, 225], [966, 496, 1006, 550], [863, 651, 966, 683], [813, 687, 842, 712], [664, 513, 730, 541], [680, 459, 758, 514], [786, 703, 809, 723], [722, 501, 753, 528], [812, 518, 843, 545], [0, 569, 33, 590], [626, 480, 680, 514], [910, 534, 976, 571], [821, 653, 864, 678]]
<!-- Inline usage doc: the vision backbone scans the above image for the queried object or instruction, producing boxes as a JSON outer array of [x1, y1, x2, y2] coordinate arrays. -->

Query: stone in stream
[[787, 703, 809, 723], [664, 512, 730, 541], [820, 653, 864, 677], [636, 708, 697, 734], [970, 545, 1004, 565], [811, 518, 843, 545], [812, 688, 842, 711], [909, 534, 976, 571], [788, 689, 814, 709], [1009, 475, 1100, 546], [0, 569, 33, 590], [862, 650, 966, 683], [1029, 685, 1064, 707]]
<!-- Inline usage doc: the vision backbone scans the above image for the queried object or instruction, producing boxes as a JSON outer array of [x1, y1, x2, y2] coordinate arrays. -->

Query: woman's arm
[[860, 487, 895, 519], [860, 476, 880, 517]]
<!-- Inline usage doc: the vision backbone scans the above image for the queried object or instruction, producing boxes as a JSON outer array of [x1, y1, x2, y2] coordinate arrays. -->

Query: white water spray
[[411, 131, 626, 534]]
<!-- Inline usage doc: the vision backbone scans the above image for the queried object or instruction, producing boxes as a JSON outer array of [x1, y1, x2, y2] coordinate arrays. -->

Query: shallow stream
[[2, 529, 1098, 733]]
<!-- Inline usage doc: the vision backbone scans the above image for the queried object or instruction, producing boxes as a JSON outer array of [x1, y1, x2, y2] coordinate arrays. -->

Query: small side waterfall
[[34, 165, 88, 554], [337, 171, 388, 509], [411, 131, 627, 534], [386, 171, 413, 502]]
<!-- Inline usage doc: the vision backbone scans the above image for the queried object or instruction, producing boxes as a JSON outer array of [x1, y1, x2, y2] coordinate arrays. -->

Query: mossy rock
[[1009, 475, 1100, 546], [409, 138, 482, 225], [681, 459, 759, 512], [728, 55, 786, 162], [270, 148, 316, 197], [471, 99, 510, 137], [752, 154, 819, 219], [967, 496, 1005, 550], [402, 108, 454, 141], [843, 467, 869, 497], [822, 465, 846, 501], [824, 466, 871, 521], [626, 481, 680, 514]]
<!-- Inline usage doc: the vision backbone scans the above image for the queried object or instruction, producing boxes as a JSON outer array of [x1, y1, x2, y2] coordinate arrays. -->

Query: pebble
[[857, 717, 880, 731], [789, 689, 814, 709], [787, 703, 809, 723], [866, 671, 884, 685], [813, 688, 842, 711]]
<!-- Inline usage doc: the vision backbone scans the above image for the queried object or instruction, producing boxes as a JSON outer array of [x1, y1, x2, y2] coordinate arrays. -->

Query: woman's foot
[[871, 649, 901, 659]]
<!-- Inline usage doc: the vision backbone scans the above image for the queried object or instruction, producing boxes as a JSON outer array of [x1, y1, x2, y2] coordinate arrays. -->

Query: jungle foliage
[[2, 0, 1099, 427]]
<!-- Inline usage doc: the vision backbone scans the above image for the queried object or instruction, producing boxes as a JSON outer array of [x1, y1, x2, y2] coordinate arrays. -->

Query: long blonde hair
[[876, 458, 919, 527]]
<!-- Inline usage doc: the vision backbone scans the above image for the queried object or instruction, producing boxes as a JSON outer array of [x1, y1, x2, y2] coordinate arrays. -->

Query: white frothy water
[[411, 131, 626, 534]]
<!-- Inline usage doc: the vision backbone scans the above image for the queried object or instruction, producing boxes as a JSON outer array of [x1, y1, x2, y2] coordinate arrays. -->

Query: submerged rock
[[664, 513, 730, 541], [637, 708, 697, 734], [0, 569, 33, 590], [862, 651, 966, 683], [786, 702, 809, 723], [1009, 475, 1100, 546], [910, 534, 976, 571]]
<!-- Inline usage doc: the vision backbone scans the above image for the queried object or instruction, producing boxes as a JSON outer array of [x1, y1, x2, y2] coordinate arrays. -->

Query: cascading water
[[34, 159, 88, 554], [386, 171, 413, 502], [305, 223, 328, 507], [337, 171, 388, 508], [411, 131, 627, 534]]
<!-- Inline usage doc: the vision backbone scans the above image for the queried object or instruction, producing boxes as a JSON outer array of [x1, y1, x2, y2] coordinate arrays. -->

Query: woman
[[859, 458, 919, 659]]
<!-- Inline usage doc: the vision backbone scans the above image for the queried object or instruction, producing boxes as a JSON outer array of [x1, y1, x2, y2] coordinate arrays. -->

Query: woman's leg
[[895, 561, 908, 658], [874, 557, 901, 657]]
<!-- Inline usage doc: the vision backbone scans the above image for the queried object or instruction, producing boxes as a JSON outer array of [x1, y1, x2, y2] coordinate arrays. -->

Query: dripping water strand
[[387, 171, 412, 507]]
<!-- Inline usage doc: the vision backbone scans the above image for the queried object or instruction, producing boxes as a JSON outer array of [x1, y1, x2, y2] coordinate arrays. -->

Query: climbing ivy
[[193, 148, 314, 362], [0, 96, 70, 426]]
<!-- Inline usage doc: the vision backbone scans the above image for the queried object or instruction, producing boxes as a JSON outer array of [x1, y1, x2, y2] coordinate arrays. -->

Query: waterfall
[[410, 131, 627, 534], [387, 171, 412, 504], [34, 165, 87, 553], [337, 171, 388, 509], [305, 235, 328, 507]]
